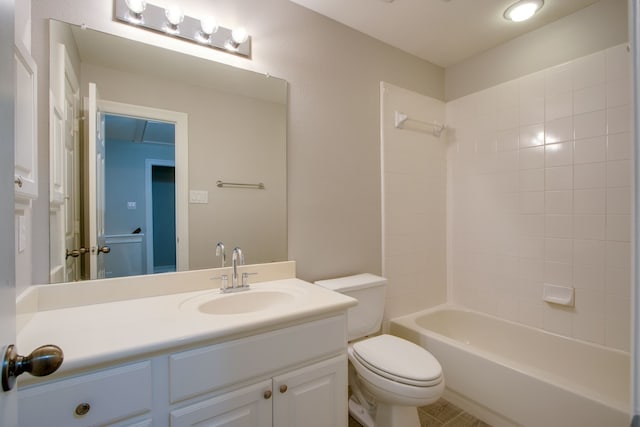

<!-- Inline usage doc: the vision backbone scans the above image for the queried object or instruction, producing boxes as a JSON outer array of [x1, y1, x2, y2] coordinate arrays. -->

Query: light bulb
[[165, 6, 184, 26], [125, 0, 146, 14], [200, 16, 218, 36], [503, 0, 543, 22], [231, 27, 249, 44]]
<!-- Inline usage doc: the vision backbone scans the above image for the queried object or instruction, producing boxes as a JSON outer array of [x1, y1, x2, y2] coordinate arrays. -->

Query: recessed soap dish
[[543, 284, 575, 307]]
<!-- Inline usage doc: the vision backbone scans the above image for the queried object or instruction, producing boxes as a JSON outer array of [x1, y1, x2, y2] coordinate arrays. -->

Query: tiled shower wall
[[447, 44, 632, 351]]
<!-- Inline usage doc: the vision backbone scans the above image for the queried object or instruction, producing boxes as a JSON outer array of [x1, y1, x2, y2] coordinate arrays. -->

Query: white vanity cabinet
[[171, 355, 347, 427], [17, 314, 349, 427], [17, 361, 153, 426]]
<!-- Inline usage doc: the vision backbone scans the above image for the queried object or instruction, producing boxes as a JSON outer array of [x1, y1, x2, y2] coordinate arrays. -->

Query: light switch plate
[[189, 190, 209, 204]]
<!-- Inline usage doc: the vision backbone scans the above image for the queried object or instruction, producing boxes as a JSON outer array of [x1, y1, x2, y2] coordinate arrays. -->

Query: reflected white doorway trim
[[145, 158, 175, 274], [99, 99, 189, 272]]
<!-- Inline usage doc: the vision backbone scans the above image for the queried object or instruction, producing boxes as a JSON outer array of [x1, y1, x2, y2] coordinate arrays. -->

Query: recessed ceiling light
[[503, 0, 544, 22]]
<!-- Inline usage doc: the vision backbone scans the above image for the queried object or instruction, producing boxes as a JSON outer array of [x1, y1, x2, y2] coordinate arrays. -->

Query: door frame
[[98, 100, 189, 272], [145, 159, 176, 274]]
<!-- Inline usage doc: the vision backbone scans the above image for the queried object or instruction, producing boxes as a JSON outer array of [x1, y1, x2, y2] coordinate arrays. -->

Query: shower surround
[[446, 44, 632, 351]]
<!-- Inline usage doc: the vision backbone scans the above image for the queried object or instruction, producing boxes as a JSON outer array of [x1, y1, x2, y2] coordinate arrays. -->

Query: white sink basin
[[180, 285, 307, 316], [198, 291, 296, 315]]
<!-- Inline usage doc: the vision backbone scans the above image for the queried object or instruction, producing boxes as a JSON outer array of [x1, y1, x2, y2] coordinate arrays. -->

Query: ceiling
[[289, 0, 601, 67]]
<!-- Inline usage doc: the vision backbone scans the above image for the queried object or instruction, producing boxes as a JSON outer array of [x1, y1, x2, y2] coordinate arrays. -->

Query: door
[[273, 355, 348, 427], [49, 43, 80, 282], [1, 0, 17, 423], [170, 379, 272, 427], [87, 82, 107, 279]]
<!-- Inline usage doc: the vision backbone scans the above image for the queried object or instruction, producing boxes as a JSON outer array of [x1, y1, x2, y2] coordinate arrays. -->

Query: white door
[[49, 44, 80, 282], [87, 82, 108, 279], [273, 355, 348, 427], [170, 379, 272, 427], [1, 0, 17, 422]]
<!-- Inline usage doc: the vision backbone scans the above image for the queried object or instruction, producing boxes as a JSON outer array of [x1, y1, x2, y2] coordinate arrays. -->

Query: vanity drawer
[[170, 314, 346, 403], [18, 361, 152, 426]]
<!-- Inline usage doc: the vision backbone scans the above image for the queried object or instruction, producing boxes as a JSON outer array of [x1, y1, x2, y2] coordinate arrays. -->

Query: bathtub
[[389, 306, 630, 427]]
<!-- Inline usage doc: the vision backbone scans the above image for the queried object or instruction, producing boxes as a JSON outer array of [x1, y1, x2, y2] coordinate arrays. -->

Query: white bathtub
[[390, 306, 630, 427]]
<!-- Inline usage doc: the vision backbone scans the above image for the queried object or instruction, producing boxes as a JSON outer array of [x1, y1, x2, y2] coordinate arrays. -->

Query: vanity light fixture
[[164, 5, 184, 34], [225, 27, 249, 52], [114, 0, 251, 57], [197, 16, 219, 44], [124, 0, 146, 24], [503, 0, 544, 22]]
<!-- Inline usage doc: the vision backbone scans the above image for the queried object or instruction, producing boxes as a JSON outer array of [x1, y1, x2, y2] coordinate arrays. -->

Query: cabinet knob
[[75, 402, 91, 416], [279, 384, 288, 393], [264, 390, 272, 399], [14, 176, 23, 188]]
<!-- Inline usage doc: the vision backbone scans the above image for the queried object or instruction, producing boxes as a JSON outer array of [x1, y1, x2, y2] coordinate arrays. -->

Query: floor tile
[[446, 412, 493, 427], [419, 398, 463, 424]]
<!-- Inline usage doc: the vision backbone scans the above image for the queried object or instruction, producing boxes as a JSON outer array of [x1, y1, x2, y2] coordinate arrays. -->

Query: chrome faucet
[[215, 242, 226, 267], [231, 247, 244, 288]]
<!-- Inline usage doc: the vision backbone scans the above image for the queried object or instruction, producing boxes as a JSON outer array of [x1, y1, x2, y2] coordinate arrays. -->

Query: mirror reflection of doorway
[[103, 114, 176, 278]]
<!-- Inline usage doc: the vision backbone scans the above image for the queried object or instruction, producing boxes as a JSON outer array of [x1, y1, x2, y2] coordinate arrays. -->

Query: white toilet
[[315, 274, 444, 427]]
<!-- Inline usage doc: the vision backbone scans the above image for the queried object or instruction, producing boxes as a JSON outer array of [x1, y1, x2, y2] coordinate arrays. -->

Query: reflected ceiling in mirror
[[48, 20, 287, 284]]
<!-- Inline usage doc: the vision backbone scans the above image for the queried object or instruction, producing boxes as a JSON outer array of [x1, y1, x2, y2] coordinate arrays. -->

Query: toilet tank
[[315, 274, 387, 341]]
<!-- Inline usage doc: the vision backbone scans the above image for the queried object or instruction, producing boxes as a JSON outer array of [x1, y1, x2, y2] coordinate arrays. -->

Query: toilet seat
[[351, 335, 442, 387]]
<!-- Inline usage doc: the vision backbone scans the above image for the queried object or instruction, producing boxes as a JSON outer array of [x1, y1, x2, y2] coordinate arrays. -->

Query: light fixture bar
[[114, 0, 251, 58]]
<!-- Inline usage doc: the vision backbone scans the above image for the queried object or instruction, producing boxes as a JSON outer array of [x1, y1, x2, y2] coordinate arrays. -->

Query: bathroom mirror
[[48, 20, 287, 283]]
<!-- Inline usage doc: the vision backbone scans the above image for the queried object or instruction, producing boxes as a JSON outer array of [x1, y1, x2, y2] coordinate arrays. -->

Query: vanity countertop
[[17, 270, 356, 386]]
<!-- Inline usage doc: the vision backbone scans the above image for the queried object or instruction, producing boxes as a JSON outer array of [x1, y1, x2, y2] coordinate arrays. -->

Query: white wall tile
[[607, 105, 631, 134], [545, 117, 573, 144], [573, 215, 606, 240], [574, 163, 606, 189], [545, 238, 573, 264], [606, 214, 631, 242], [519, 169, 544, 191], [519, 123, 545, 148], [520, 146, 544, 169], [574, 239, 605, 266], [574, 84, 606, 115], [574, 110, 606, 139], [574, 136, 606, 165], [545, 166, 573, 190], [520, 191, 544, 214], [607, 78, 631, 108], [607, 187, 631, 214], [449, 46, 631, 351], [545, 142, 573, 167], [607, 160, 631, 187], [545, 190, 572, 214], [607, 132, 631, 161], [545, 91, 573, 121], [545, 214, 573, 239], [497, 128, 519, 151], [574, 189, 606, 214]]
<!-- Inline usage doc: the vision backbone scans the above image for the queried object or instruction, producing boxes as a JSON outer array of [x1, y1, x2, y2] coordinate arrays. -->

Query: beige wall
[[445, 0, 628, 101], [381, 83, 447, 321], [30, 0, 444, 285]]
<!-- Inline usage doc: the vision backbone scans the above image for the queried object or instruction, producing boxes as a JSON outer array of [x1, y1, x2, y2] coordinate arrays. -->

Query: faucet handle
[[211, 274, 229, 291], [241, 272, 257, 288]]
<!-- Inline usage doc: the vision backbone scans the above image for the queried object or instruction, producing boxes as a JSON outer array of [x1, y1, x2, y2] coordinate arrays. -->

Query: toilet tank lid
[[315, 273, 387, 292]]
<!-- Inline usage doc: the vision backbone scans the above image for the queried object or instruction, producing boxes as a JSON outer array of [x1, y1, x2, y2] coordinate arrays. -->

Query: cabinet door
[[170, 380, 272, 427], [273, 355, 348, 427]]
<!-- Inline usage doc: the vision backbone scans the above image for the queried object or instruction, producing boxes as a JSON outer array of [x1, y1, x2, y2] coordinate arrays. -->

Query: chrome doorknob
[[1, 344, 64, 391], [97, 246, 111, 254]]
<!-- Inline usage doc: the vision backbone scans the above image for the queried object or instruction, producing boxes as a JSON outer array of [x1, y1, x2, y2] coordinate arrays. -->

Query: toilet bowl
[[315, 274, 444, 427]]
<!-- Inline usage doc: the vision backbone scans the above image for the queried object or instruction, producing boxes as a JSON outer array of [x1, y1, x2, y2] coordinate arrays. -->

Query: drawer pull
[[279, 384, 288, 394], [75, 402, 91, 416], [263, 390, 272, 399]]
